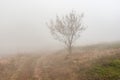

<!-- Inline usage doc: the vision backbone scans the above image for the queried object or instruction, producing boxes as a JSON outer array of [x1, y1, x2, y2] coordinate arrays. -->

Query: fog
[[0, 0, 120, 54]]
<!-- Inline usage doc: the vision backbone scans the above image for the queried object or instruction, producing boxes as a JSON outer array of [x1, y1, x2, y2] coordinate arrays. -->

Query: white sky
[[0, 0, 120, 54]]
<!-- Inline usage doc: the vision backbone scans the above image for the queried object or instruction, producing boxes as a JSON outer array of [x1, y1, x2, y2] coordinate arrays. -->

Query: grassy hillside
[[74, 41, 120, 51], [79, 54, 120, 80], [86, 53, 120, 80], [0, 42, 120, 80]]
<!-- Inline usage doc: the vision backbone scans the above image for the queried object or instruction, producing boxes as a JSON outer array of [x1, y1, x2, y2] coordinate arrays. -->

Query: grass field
[[0, 42, 120, 80]]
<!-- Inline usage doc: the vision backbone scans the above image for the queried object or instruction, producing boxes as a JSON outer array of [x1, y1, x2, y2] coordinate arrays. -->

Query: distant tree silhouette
[[47, 10, 86, 55]]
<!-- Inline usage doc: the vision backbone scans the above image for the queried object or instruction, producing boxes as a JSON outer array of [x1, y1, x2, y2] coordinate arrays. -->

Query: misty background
[[0, 0, 120, 54]]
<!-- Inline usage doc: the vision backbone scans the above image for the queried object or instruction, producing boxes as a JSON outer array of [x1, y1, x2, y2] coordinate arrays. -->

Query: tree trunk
[[65, 44, 72, 59], [68, 45, 72, 54]]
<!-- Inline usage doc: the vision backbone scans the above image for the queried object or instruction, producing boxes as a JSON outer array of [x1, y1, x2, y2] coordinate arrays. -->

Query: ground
[[0, 42, 120, 80]]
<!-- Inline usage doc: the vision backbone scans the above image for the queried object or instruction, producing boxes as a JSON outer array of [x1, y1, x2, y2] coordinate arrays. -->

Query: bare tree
[[47, 11, 86, 54]]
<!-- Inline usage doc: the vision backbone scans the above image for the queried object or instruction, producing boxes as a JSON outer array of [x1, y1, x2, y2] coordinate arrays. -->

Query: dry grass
[[0, 43, 120, 80]]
